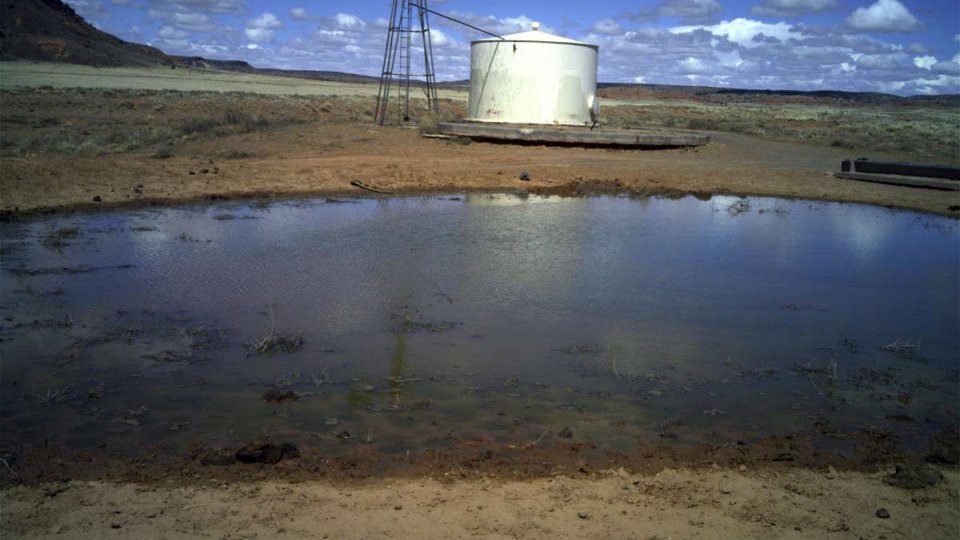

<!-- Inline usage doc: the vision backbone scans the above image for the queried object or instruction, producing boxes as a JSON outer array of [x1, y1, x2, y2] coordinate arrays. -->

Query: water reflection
[[0, 195, 957, 457]]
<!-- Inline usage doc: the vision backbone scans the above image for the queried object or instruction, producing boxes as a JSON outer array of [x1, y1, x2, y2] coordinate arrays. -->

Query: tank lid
[[474, 28, 598, 49]]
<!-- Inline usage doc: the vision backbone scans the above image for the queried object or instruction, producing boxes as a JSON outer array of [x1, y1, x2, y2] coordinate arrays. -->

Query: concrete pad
[[438, 122, 709, 148]]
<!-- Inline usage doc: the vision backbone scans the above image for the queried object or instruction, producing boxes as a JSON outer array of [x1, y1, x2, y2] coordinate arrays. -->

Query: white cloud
[[248, 13, 282, 30], [148, 10, 218, 32], [429, 28, 450, 47], [676, 56, 709, 73], [856, 53, 901, 70], [158, 25, 188, 39], [904, 42, 929, 54], [433, 13, 552, 38], [290, 8, 310, 21], [912, 55, 936, 70], [334, 13, 366, 29], [751, 0, 836, 17], [670, 18, 799, 47], [147, 0, 244, 13], [245, 12, 282, 42], [845, 0, 924, 33], [591, 18, 623, 35], [659, 0, 723, 22]]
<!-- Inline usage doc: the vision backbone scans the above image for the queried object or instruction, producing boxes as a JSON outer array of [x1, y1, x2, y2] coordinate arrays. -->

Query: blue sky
[[67, 0, 960, 95]]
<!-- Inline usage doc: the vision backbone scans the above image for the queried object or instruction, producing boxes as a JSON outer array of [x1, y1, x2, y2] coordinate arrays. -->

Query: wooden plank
[[437, 122, 709, 147], [834, 171, 960, 191]]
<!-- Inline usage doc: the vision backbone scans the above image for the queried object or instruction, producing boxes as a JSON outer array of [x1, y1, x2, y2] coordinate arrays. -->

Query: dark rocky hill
[[0, 0, 172, 66]]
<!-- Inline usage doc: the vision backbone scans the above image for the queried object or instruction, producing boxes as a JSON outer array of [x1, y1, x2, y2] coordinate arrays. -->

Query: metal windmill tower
[[375, 0, 439, 125]]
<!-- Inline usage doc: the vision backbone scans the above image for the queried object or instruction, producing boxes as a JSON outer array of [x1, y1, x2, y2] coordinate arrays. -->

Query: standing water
[[1, 195, 957, 459]]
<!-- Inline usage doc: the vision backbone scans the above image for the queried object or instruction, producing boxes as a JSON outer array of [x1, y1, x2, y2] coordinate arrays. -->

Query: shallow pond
[[1, 195, 957, 458]]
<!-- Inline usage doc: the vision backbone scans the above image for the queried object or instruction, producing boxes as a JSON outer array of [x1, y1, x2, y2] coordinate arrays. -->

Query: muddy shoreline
[[3, 424, 957, 488], [3, 180, 958, 223]]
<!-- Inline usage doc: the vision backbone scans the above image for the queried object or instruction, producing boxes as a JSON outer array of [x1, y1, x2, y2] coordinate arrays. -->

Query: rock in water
[[235, 437, 300, 464]]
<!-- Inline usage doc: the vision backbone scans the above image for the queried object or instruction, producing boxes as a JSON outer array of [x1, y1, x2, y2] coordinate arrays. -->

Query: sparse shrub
[[417, 111, 441, 134], [152, 145, 174, 159], [218, 150, 254, 159], [179, 118, 222, 135], [34, 117, 62, 127]]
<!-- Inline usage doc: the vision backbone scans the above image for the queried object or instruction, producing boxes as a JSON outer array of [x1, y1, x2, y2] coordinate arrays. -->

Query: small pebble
[[876, 508, 890, 519], [394, 504, 403, 511], [92, 196, 102, 202], [578, 512, 588, 519]]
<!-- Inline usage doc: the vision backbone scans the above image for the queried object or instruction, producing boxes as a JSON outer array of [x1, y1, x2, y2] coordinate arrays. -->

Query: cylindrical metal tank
[[468, 24, 599, 126]]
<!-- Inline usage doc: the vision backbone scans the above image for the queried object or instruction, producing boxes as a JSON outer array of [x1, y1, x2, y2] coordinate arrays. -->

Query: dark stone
[[884, 463, 942, 489], [558, 427, 573, 439], [235, 437, 300, 464], [518, 170, 530, 181], [92, 196, 102, 202], [261, 389, 299, 403], [876, 508, 890, 519]]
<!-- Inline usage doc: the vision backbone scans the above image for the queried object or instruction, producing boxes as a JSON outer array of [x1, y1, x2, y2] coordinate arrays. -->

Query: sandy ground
[[3, 124, 959, 218], [3, 467, 958, 539]]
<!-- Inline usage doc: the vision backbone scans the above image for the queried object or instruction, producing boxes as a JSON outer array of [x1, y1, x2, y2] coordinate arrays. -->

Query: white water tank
[[468, 23, 599, 126]]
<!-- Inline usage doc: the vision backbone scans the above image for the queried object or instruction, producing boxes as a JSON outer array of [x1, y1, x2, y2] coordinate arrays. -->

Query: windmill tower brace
[[467, 22, 599, 126]]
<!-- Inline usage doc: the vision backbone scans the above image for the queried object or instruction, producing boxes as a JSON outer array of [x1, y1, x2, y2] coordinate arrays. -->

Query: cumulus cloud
[[904, 42, 929, 54], [432, 13, 550, 38], [658, 0, 723, 23], [591, 18, 623, 36], [245, 12, 282, 42], [149, 10, 218, 32], [912, 55, 936, 70], [290, 8, 310, 21], [670, 18, 799, 47], [158, 25, 188, 39], [932, 60, 960, 75], [334, 13, 366, 29], [855, 53, 902, 70], [147, 0, 244, 13], [751, 0, 836, 17], [676, 56, 710, 73], [845, 0, 924, 33]]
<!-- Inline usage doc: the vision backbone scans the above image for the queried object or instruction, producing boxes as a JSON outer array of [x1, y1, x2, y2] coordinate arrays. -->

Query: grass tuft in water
[[253, 305, 304, 356]]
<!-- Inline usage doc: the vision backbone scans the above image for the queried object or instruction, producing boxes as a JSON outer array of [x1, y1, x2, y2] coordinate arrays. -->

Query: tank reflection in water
[[0, 195, 957, 457]]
